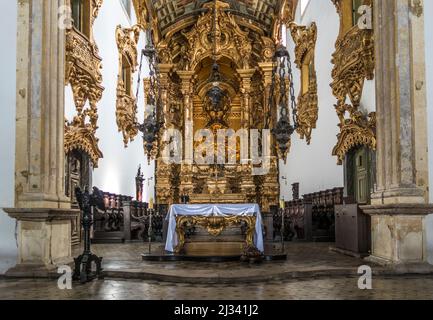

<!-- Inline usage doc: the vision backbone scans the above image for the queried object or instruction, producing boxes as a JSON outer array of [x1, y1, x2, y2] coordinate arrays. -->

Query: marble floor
[[2, 242, 433, 299], [72, 242, 381, 284], [1, 276, 433, 300]]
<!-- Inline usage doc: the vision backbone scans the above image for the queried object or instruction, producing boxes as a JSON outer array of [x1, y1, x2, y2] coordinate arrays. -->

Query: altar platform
[[141, 244, 287, 263]]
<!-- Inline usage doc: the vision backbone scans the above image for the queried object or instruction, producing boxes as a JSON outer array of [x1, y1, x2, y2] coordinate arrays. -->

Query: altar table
[[165, 204, 264, 253]]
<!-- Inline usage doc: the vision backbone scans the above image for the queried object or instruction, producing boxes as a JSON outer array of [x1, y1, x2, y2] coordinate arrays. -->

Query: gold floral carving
[[91, 0, 104, 24], [332, 108, 376, 164], [181, 1, 252, 70], [115, 25, 141, 146], [65, 23, 104, 167], [64, 116, 103, 167], [261, 36, 276, 63], [331, 0, 376, 165], [289, 22, 318, 145]]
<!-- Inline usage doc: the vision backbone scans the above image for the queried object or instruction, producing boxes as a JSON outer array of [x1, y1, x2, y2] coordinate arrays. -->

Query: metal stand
[[73, 187, 104, 284], [281, 208, 285, 253], [148, 208, 153, 254]]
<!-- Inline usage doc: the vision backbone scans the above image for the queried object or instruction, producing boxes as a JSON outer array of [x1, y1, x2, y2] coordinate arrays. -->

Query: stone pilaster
[[15, 0, 70, 209], [364, 0, 432, 266], [4, 0, 78, 276], [371, 0, 428, 205]]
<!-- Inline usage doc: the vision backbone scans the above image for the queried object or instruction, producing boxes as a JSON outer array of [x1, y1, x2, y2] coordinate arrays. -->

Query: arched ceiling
[[133, 0, 298, 40]]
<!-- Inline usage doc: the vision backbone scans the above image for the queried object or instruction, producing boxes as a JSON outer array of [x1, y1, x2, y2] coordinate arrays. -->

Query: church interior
[[1, 0, 433, 301]]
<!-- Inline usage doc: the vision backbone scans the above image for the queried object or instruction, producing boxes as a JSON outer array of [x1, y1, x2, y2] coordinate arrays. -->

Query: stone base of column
[[361, 204, 433, 266], [371, 188, 426, 205], [3, 208, 79, 277], [363, 255, 433, 274]]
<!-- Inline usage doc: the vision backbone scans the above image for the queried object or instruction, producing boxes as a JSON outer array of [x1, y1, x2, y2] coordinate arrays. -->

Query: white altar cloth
[[165, 204, 264, 253]]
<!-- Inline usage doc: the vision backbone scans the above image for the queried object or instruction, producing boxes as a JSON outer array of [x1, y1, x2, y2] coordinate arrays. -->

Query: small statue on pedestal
[[292, 182, 300, 200], [180, 193, 190, 204], [136, 165, 144, 202]]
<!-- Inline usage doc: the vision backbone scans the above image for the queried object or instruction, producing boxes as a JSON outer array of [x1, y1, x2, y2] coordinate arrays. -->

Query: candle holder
[[148, 208, 154, 254], [281, 207, 285, 253]]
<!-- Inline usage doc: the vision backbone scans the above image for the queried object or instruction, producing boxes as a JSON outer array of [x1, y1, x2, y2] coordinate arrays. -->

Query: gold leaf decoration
[[289, 21, 318, 145], [65, 22, 104, 167], [330, 0, 376, 164]]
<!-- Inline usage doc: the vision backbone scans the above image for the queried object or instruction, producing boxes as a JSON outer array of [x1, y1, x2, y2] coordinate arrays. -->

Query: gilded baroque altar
[[131, 0, 291, 212]]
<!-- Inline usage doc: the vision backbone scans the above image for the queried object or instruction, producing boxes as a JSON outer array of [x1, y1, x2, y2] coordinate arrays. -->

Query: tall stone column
[[4, 0, 78, 276], [363, 0, 433, 267]]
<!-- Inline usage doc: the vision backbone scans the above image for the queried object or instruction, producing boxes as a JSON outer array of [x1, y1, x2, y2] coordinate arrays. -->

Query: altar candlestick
[[149, 197, 154, 210]]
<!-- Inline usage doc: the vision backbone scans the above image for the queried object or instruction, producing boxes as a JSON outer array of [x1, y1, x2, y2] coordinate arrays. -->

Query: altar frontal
[[165, 204, 264, 254]]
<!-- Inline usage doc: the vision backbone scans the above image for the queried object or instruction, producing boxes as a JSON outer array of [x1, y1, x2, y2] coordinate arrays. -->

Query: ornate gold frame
[[331, 0, 376, 164], [115, 24, 141, 147], [174, 215, 257, 254], [64, 0, 104, 167], [289, 21, 318, 145]]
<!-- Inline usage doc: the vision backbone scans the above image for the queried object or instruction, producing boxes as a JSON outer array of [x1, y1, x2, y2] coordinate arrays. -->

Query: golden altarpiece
[[125, 0, 300, 212]]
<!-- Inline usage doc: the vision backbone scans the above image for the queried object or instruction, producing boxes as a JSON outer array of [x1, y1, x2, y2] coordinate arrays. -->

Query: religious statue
[[135, 165, 144, 202]]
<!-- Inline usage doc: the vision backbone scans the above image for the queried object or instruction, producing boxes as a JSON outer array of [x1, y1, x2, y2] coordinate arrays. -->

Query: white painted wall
[[424, 0, 433, 265], [0, 0, 18, 274], [65, 0, 155, 201]]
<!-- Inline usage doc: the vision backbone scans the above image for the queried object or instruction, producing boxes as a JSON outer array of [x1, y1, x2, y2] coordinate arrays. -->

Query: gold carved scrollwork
[[65, 18, 104, 167], [115, 25, 141, 146], [332, 108, 376, 164], [289, 22, 318, 145], [91, 0, 104, 24], [174, 215, 257, 253], [331, 0, 376, 164], [182, 0, 253, 70], [261, 36, 276, 63]]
